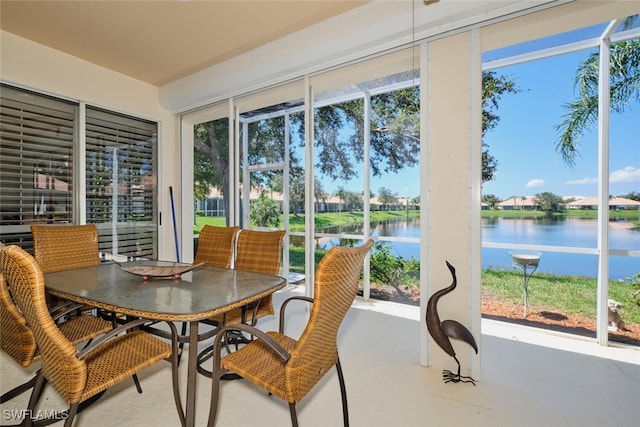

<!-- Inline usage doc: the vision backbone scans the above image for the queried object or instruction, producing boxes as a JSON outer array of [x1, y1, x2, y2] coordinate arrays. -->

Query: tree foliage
[[377, 187, 398, 205], [271, 171, 328, 216], [194, 71, 520, 208], [249, 191, 281, 227], [482, 71, 521, 182], [307, 86, 422, 182], [482, 193, 502, 209], [343, 191, 363, 212], [194, 119, 229, 202], [622, 191, 640, 202], [533, 192, 567, 212], [555, 37, 640, 165]]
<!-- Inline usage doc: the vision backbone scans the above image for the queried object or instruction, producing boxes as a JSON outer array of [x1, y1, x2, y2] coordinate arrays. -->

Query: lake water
[[318, 217, 640, 280]]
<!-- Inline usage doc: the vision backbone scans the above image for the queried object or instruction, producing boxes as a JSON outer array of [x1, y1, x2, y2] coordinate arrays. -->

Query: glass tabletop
[[44, 261, 286, 321]]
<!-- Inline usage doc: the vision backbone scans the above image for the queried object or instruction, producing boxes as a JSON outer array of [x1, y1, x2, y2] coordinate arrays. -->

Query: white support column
[[419, 41, 430, 367], [179, 114, 192, 262], [76, 102, 87, 224], [596, 22, 615, 346], [282, 111, 291, 277], [241, 120, 250, 227], [304, 77, 315, 299], [229, 100, 238, 226], [469, 27, 483, 379], [363, 90, 372, 300], [420, 31, 479, 380]]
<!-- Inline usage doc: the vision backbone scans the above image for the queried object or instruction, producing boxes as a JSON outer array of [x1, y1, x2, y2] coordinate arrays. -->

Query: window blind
[[0, 84, 76, 247], [85, 106, 158, 259], [0, 85, 158, 259]]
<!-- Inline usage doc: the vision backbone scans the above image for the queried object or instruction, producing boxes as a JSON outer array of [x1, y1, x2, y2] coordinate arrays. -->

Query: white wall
[[0, 30, 180, 260]]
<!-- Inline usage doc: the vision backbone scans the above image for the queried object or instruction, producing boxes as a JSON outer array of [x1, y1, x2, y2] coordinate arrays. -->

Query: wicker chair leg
[[0, 374, 38, 403], [132, 373, 143, 393], [288, 403, 299, 427], [23, 373, 46, 427], [336, 358, 350, 427], [64, 403, 79, 427]]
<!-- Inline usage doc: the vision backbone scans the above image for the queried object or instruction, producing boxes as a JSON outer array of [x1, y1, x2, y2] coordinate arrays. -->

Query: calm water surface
[[317, 217, 640, 280]]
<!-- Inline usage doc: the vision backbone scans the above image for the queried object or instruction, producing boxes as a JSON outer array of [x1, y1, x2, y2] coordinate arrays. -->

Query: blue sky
[[481, 50, 639, 200], [319, 43, 638, 202]]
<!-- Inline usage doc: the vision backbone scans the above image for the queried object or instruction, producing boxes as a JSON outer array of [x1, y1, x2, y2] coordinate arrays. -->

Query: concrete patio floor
[[2, 284, 638, 426]]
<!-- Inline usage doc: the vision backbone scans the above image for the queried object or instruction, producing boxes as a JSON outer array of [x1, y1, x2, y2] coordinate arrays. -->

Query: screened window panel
[[85, 106, 158, 259], [193, 115, 232, 224], [0, 84, 76, 247], [236, 83, 303, 227]]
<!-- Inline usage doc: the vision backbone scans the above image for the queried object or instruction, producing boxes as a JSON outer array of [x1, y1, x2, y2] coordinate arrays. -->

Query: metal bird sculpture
[[426, 261, 478, 385]]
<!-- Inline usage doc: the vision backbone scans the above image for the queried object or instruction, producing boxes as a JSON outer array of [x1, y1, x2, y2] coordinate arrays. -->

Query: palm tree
[[555, 17, 639, 165], [335, 185, 346, 214]]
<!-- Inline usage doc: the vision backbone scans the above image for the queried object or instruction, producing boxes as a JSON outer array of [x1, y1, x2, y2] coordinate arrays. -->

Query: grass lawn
[[194, 210, 421, 233], [194, 216, 227, 231], [482, 269, 640, 324]]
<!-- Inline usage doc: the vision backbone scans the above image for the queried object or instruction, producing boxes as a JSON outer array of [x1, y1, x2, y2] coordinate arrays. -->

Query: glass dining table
[[44, 261, 286, 427]]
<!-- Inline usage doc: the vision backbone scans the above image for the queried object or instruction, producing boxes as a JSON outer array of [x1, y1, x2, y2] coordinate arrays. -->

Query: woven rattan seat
[[0, 244, 177, 427], [0, 242, 112, 404], [207, 239, 374, 427]]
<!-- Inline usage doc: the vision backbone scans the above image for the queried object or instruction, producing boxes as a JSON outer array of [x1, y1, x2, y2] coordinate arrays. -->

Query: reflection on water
[[484, 216, 633, 248], [307, 217, 639, 280]]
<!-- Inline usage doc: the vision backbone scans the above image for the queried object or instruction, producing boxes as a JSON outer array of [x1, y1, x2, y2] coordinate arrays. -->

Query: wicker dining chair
[[31, 224, 102, 314], [0, 240, 113, 404], [175, 225, 240, 360], [196, 229, 285, 375], [0, 244, 178, 427], [31, 224, 101, 274], [215, 229, 285, 323], [194, 225, 240, 268], [207, 239, 374, 427], [0, 271, 113, 404]]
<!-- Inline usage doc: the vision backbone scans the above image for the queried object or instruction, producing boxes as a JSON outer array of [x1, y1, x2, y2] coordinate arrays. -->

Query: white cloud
[[564, 167, 639, 185], [610, 166, 640, 183], [565, 177, 597, 185], [526, 179, 544, 188]]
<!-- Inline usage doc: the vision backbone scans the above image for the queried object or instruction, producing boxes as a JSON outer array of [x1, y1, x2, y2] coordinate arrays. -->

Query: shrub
[[370, 241, 419, 287]]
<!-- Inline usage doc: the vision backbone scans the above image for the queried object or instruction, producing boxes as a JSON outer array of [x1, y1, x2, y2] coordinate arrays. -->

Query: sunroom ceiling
[[0, 0, 370, 87]]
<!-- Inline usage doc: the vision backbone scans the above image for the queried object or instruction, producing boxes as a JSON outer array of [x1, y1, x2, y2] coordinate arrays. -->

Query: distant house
[[497, 197, 538, 211], [198, 187, 407, 216], [567, 197, 640, 210]]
